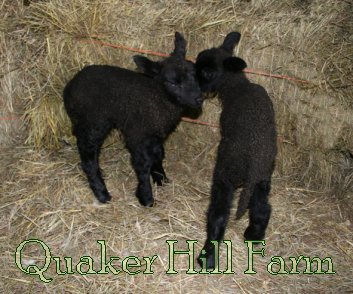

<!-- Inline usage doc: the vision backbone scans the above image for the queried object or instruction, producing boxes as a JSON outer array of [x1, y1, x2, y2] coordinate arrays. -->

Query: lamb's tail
[[235, 184, 254, 220]]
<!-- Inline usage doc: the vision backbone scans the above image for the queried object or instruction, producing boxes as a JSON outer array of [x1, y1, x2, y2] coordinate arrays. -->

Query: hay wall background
[[2, 0, 352, 197], [1, 0, 353, 293]]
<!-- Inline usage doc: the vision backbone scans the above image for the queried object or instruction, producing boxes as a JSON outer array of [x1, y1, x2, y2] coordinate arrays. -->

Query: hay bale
[[14, 0, 352, 192]]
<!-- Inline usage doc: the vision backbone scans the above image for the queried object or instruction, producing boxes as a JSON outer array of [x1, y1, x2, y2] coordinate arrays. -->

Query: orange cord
[[79, 38, 310, 84], [78, 37, 310, 129], [80, 39, 170, 58], [0, 37, 308, 131], [243, 69, 309, 84], [181, 117, 219, 128]]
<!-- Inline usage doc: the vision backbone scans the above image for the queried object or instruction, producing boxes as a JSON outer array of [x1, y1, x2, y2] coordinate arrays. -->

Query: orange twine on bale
[[80, 38, 171, 58], [78, 37, 309, 136], [0, 36, 305, 144], [79, 38, 310, 84]]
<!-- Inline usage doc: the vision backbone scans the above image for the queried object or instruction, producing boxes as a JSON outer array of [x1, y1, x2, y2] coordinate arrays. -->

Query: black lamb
[[195, 32, 277, 269], [63, 32, 202, 207]]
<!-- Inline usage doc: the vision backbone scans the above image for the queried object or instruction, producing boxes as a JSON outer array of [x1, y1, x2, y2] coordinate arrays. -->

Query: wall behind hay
[[2, 0, 352, 200]]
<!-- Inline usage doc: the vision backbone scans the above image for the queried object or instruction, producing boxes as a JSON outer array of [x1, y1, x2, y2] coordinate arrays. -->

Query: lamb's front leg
[[198, 173, 235, 270]]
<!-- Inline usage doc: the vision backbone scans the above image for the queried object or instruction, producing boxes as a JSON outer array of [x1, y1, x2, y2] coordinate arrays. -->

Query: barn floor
[[1, 137, 352, 293]]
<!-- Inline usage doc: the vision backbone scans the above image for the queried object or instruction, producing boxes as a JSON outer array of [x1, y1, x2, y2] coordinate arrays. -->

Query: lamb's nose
[[195, 96, 203, 106]]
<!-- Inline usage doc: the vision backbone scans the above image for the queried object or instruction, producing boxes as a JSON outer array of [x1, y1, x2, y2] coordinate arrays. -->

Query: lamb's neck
[[217, 72, 249, 103]]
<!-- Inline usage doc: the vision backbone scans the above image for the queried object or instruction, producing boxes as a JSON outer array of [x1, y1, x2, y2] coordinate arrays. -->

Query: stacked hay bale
[[4, 0, 350, 202]]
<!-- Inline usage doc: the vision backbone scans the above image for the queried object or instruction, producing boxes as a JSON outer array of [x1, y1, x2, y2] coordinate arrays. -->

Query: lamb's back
[[63, 65, 181, 137], [218, 81, 277, 180]]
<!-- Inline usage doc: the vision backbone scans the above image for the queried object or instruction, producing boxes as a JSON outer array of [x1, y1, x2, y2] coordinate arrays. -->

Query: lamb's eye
[[167, 78, 181, 86], [202, 68, 216, 81], [167, 80, 177, 86]]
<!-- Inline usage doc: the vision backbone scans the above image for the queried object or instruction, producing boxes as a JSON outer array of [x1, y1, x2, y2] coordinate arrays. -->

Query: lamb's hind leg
[[198, 169, 236, 270], [75, 124, 111, 203], [244, 180, 272, 240], [150, 142, 169, 186]]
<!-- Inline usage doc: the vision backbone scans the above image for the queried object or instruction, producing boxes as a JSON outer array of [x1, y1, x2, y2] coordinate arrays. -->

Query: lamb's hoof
[[152, 174, 170, 186], [155, 177, 170, 186], [96, 191, 112, 203], [197, 250, 215, 270], [138, 196, 154, 207], [244, 226, 265, 241]]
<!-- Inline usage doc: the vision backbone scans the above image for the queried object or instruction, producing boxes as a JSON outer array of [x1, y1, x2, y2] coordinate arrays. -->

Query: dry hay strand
[[1, 0, 353, 292]]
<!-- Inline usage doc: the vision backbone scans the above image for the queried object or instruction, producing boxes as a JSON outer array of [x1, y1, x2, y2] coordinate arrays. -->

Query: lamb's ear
[[223, 57, 247, 72], [171, 32, 186, 58], [133, 55, 162, 77], [220, 32, 241, 53]]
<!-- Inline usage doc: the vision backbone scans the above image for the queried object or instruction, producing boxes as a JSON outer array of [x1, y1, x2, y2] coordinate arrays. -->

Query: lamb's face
[[195, 48, 230, 92], [133, 32, 203, 109], [160, 58, 202, 108], [196, 32, 247, 92]]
